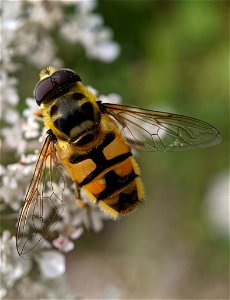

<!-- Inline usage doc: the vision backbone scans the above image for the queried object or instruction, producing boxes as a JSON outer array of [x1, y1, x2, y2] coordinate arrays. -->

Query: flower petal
[[37, 251, 65, 278]]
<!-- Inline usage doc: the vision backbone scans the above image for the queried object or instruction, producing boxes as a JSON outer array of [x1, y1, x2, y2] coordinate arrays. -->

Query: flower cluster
[[0, 0, 121, 298], [1, 0, 120, 145], [0, 231, 74, 299], [0, 231, 31, 298]]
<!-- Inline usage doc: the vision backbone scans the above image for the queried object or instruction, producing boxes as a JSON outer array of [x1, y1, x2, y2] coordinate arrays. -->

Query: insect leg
[[33, 109, 43, 118]]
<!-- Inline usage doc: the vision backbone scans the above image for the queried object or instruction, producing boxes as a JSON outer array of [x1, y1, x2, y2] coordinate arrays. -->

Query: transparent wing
[[16, 135, 66, 258], [103, 103, 221, 151]]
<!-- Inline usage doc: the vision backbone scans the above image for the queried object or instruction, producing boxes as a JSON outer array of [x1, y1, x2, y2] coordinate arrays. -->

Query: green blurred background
[[18, 1, 229, 298]]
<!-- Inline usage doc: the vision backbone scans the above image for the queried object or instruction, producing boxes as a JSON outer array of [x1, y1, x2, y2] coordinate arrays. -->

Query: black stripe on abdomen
[[69, 133, 131, 185], [97, 170, 137, 200], [111, 189, 139, 213], [81, 152, 131, 185]]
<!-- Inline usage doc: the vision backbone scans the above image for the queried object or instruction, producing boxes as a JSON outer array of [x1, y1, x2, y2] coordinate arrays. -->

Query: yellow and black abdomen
[[57, 122, 144, 218]]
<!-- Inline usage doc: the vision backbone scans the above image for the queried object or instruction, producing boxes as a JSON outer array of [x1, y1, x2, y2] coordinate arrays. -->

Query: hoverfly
[[16, 66, 221, 257]]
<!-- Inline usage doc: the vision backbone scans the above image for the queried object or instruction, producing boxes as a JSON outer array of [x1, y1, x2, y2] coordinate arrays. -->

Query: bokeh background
[[1, 0, 229, 299], [65, 1, 229, 298]]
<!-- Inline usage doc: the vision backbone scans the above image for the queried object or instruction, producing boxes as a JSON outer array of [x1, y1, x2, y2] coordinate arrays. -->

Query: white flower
[[87, 85, 99, 96], [0, 164, 6, 176], [0, 231, 31, 298], [88, 39, 121, 62], [4, 271, 76, 299], [0, 161, 35, 211], [60, 0, 120, 62], [0, 71, 20, 124], [77, 0, 97, 14], [36, 250, 65, 278], [27, 1, 63, 30], [26, 37, 62, 69], [53, 235, 75, 253], [4, 108, 20, 124], [0, 72, 19, 106], [75, 189, 111, 232], [204, 172, 229, 237], [23, 117, 40, 139], [20, 153, 38, 165], [50, 188, 86, 252], [1, 121, 27, 154], [23, 97, 38, 117], [99, 93, 122, 104], [52, 226, 83, 253]]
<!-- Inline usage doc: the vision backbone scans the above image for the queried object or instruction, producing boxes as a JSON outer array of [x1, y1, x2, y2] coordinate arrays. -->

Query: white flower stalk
[[60, 0, 120, 62], [1, 0, 121, 297]]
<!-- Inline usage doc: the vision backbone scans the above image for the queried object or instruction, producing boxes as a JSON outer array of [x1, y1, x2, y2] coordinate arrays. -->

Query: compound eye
[[34, 69, 81, 106], [52, 69, 81, 87], [34, 77, 54, 106]]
